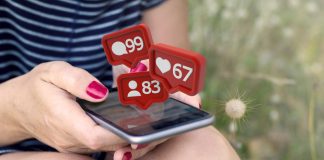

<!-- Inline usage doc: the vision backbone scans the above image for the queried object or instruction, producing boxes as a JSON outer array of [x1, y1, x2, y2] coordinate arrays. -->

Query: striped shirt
[[0, 0, 164, 159], [0, 0, 163, 87]]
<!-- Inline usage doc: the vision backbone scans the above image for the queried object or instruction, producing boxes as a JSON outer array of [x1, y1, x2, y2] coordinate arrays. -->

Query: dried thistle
[[225, 99, 247, 120]]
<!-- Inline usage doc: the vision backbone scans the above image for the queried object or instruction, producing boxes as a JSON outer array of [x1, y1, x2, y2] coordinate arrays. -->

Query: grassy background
[[188, 0, 324, 159]]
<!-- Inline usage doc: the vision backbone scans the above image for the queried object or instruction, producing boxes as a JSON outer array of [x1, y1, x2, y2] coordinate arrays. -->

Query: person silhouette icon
[[127, 80, 141, 97]]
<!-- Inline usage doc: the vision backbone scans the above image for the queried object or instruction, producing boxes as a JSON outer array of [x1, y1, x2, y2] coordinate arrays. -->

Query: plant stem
[[308, 87, 317, 160]]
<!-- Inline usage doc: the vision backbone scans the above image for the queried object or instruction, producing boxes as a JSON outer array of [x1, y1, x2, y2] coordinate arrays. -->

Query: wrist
[[0, 76, 32, 146]]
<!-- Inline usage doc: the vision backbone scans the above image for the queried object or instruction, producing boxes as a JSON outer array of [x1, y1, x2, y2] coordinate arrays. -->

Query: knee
[[178, 126, 240, 160], [141, 126, 240, 160]]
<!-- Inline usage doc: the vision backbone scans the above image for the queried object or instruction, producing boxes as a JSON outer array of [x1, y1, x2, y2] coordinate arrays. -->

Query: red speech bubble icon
[[117, 72, 169, 110], [149, 44, 206, 96], [102, 24, 153, 68]]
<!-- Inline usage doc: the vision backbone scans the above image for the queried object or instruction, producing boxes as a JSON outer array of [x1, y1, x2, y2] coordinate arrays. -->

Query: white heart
[[156, 57, 171, 74]]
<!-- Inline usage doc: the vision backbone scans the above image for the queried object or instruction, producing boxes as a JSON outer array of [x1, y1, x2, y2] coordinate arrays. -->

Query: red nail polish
[[122, 152, 132, 160], [86, 81, 108, 99], [136, 144, 149, 149], [130, 62, 147, 73]]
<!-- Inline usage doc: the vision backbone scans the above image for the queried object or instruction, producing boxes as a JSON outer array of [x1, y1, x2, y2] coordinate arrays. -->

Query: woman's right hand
[[0, 61, 127, 153]]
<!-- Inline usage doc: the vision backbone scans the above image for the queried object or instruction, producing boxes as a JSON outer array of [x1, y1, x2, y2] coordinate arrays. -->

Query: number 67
[[173, 63, 193, 82]]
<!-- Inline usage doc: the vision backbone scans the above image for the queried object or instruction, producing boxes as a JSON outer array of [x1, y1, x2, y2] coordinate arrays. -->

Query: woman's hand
[[0, 61, 127, 153]]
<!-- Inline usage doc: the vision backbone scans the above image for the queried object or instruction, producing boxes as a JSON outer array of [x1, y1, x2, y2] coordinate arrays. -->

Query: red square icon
[[102, 24, 153, 68], [149, 44, 206, 96], [117, 72, 169, 110]]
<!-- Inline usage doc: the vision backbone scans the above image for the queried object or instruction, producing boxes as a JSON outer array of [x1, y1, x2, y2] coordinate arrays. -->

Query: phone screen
[[80, 90, 210, 136]]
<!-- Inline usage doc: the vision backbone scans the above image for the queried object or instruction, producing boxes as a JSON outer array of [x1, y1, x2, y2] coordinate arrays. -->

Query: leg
[[0, 152, 93, 160], [139, 126, 240, 160]]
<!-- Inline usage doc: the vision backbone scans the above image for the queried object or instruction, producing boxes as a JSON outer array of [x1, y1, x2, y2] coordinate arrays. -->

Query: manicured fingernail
[[130, 62, 147, 73], [86, 81, 108, 99], [122, 152, 132, 160], [136, 144, 149, 149]]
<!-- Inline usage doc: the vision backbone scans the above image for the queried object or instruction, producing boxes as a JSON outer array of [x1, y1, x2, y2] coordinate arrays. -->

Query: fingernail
[[86, 81, 108, 99], [130, 62, 147, 73], [136, 144, 149, 149], [122, 152, 132, 160]]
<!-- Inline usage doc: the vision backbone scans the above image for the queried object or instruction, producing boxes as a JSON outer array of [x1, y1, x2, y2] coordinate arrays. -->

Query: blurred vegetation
[[188, 0, 324, 159]]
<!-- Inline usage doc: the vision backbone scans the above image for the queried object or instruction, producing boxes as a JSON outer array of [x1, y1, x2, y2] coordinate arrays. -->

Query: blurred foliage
[[188, 0, 324, 159]]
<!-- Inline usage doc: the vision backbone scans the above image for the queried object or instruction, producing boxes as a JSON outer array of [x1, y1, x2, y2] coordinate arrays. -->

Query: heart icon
[[156, 57, 171, 74]]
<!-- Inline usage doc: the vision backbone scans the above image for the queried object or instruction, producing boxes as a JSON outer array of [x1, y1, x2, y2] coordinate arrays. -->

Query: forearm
[[142, 0, 190, 49]]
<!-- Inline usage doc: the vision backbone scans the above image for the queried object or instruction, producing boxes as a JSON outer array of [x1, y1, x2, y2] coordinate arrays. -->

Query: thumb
[[112, 64, 130, 88], [36, 61, 108, 102], [112, 61, 148, 87]]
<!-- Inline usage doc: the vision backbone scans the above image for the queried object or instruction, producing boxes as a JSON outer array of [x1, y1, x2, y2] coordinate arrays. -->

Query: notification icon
[[149, 44, 206, 96], [102, 24, 153, 68], [117, 72, 169, 110]]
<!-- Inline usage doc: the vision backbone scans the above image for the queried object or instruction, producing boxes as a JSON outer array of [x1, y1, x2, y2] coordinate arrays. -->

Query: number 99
[[125, 36, 144, 53]]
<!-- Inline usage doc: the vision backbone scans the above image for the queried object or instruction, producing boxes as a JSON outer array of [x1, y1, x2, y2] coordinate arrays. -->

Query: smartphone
[[78, 88, 215, 144]]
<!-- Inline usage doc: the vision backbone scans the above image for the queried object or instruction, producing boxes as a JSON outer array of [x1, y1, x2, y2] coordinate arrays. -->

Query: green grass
[[189, 0, 324, 159]]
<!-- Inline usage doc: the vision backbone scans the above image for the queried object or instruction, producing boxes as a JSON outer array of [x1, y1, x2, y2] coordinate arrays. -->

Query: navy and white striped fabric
[[0, 0, 164, 159], [0, 0, 163, 87]]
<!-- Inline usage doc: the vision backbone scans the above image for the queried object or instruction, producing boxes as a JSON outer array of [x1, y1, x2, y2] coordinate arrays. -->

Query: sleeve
[[140, 0, 165, 11]]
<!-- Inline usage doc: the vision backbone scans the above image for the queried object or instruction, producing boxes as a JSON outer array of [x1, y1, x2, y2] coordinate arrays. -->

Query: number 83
[[142, 80, 160, 94]]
